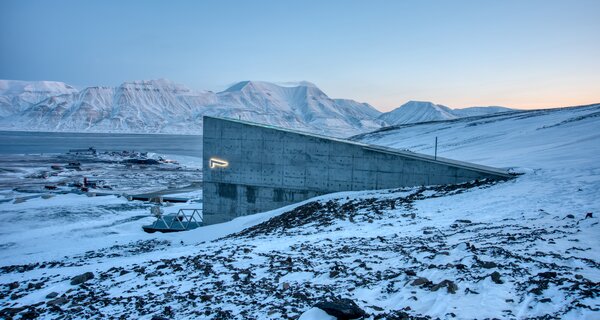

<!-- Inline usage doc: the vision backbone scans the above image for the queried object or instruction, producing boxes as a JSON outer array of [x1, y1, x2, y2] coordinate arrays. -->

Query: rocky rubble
[[0, 180, 598, 319]]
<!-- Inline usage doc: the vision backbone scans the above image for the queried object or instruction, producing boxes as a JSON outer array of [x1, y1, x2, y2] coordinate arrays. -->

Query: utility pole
[[434, 136, 438, 160]]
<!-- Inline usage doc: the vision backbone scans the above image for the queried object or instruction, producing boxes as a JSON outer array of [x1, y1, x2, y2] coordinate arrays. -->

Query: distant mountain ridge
[[0, 80, 77, 117], [0, 79, 514, 137], [0, 79, 383, 137], [378, 101, 514, 125]]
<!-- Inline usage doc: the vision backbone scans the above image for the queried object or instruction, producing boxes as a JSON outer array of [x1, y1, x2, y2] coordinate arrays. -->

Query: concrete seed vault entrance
[[202, 116, 511, 225]]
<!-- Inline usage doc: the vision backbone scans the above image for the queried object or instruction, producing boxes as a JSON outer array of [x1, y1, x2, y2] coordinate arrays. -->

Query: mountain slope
[[0, 80, 380, 137], [0, 80, 77, 117], [378, 100, 458, 124], [213, 81, 382, 136], [2, 80, 219, 133], [378, 101, 515, 125]]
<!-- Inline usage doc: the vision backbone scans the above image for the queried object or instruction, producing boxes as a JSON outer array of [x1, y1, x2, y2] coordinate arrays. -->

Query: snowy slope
[[378, 101, 458, 124], [213, 81, 382, 136], [0, 80, 77, 118], [355, 103, 600, 169], [0, 103, 599, 319], [451, 106, 514, 117], [378, 100, 515, 125], [0, 79, 381, 137]]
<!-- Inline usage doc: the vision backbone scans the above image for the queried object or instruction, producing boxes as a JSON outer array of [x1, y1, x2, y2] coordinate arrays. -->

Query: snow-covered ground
[[1, 104, 599, 319]]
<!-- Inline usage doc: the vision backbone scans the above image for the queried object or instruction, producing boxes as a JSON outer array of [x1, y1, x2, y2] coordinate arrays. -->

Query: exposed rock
[[370, 305, 384, 312], [163, 306, 174, 317], [8, 281, 19, 290], [373, 310, 431, 320], [70, 272, 94, 285], [123, 158, 160, 165], [530, 286, 545, 295], [46, 292, 59, 299], [431, 280, 458, 294], [18, 308, 39, 319], [538, 272, 557, 279], [465, 288, 479, 295], [315, 298, 366, 320], [411, 277, 430, 286], [200, 294, 213, 302], [566, 214, 575, 219], [490, 271, 503, 284], [0, 307, 26, 318], [47, 296, 68, 306], [480, 261, 497, 269], [27, 282, 43, 290]]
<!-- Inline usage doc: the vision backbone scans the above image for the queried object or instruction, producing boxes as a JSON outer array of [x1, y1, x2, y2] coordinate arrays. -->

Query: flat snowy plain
[[0, 104, 599, 319]]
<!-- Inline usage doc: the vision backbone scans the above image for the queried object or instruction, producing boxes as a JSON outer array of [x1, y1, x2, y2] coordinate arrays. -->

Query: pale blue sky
[[1, 0, 599, 111]]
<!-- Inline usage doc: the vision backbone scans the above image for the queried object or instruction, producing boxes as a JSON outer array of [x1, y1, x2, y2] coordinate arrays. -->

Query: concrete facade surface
[[202, 116, 511, 224]]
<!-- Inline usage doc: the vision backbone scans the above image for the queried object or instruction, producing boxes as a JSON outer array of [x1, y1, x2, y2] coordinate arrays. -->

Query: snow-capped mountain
[[378, 100, 515, 125], [0, 79, 518, 137], [0, 79, 381, 137], [214, 81, 382, 135], [0, 80, 77, 117], [0, 80, 213, 134], [0, 79, 521, 136], [378, 101, 458, 124]]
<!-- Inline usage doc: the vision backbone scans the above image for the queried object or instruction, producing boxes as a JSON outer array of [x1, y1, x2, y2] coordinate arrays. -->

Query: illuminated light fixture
[[209, 158, 229, 169]]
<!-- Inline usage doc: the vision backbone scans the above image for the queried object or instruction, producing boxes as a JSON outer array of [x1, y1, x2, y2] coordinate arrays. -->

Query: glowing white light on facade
[[209, 158, 229, 169]]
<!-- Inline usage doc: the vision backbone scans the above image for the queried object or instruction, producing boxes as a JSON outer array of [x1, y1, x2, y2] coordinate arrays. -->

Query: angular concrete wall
[[202, 116, 511, 225]]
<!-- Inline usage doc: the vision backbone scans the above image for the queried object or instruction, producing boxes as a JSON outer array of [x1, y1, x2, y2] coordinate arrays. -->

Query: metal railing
[[153, 208, 203, 230]]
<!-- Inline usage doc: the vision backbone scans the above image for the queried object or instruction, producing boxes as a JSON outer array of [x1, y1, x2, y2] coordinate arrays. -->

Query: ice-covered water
[[0, 131, 204, 195], [0, 131, 202, 157]]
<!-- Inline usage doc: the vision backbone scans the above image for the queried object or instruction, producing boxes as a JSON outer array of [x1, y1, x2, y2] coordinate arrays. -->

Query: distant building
[[202, 116, 511, 225]]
